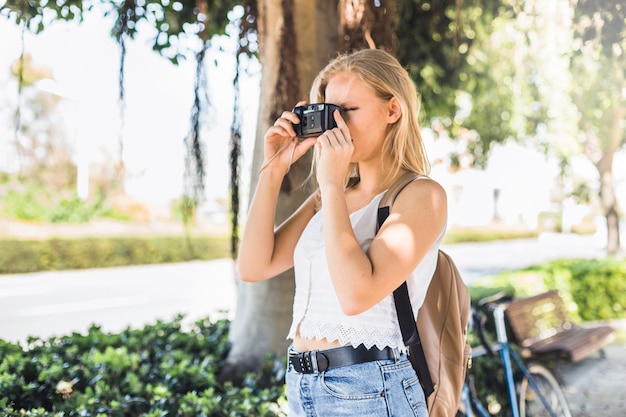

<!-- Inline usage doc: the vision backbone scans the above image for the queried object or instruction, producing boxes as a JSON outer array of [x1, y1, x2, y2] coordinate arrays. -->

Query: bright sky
[[0, 8, 260, 207]]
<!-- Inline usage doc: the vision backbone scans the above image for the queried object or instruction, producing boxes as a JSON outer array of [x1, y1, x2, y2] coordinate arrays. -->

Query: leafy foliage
[[395, 1, 538, 168], [469, 258, 626, 321], [396, 1, 504, 117], [1, 0, 87, 32], [575, 0, 626, 56], [0, 316, 286, 416], [570, 0, 625, 154], [0, 182, 128, 224], [561, 258, 626, 321], [2, 0, 241, 63]]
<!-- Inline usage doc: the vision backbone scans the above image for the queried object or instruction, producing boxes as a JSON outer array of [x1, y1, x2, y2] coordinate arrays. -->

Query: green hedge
[[469, 257, 626, 321], [443, 228, 539, 244], [0, 315, 286, 416], [0, 236, 230, 274]]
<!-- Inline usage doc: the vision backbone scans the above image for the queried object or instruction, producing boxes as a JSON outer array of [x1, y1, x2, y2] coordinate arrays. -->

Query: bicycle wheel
[[518, 363, 572, 417]]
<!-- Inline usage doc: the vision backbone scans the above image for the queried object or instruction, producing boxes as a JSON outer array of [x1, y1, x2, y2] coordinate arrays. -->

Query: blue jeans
[[286, 348, 428, 417]]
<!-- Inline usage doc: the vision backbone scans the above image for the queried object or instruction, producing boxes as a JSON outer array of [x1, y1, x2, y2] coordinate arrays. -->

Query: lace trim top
[[287, 188, 446, 352]]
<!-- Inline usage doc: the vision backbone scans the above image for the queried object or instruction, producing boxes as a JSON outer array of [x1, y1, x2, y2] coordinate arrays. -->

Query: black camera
[[292, 103, 341, 138]]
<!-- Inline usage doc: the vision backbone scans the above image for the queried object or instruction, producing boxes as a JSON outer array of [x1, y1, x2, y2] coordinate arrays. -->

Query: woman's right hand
[[261, 101, 317, 174]]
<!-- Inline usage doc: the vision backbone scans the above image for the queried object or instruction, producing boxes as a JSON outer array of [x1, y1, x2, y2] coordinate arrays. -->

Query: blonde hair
[[309, 48, 430, 187]]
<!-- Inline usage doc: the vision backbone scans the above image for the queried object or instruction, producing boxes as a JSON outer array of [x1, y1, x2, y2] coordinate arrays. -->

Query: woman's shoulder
[[396, 174, 447, 209], [415, 174, 446, 192]]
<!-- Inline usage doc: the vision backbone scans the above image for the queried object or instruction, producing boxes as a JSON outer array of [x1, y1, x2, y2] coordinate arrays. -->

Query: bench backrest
[[504, 290, 573, 348]]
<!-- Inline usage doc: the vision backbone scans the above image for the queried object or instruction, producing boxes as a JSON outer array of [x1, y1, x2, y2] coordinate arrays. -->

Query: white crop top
[[287, 188, 446, 352]]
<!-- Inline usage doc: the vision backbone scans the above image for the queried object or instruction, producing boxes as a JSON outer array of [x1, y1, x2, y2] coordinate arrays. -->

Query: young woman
[[237, 48, 447, 417]]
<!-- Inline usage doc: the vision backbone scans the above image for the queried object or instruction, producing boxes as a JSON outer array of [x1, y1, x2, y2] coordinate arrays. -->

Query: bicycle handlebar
[[476, 291, 514, 309]]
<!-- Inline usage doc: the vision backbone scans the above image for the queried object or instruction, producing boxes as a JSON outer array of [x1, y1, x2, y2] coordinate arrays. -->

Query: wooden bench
[[504, 290, 616, 363]]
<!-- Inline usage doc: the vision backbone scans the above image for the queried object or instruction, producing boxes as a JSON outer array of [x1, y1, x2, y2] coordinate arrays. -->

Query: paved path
[[0, 232, 624, 415], [0, 259, 238, 343], [440, 231, 607, 284], [557, 342, 626, 417]]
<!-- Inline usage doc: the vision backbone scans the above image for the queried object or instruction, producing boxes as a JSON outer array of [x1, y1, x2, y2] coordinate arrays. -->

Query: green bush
[[564, 258, 626, 320], [469, 258, 626, 321], [0, 235, 230, 274], [0, 316, 286, 416], [2, 187, 48, 221], [1, 184, 130, 224]]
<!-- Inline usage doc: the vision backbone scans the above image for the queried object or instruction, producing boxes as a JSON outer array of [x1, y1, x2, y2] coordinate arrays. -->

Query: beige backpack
[[377, 173, 471, 417]]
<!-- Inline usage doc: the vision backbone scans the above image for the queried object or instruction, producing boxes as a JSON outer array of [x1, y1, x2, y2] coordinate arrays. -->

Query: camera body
[[292, 103, 341, 138]]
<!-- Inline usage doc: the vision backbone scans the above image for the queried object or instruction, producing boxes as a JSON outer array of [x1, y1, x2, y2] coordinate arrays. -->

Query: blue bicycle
[[460, 294, 572, 417]]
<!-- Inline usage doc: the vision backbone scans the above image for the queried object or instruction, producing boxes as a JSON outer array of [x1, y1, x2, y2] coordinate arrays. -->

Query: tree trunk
[[598, 102, 626, 255], [585, 105, 624, 257], [222, 0, 340, 379], [597, 156, 621, 256]]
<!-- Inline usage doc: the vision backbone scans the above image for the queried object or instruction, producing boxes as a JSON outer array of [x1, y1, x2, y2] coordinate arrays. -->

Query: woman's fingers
[[332, 110, 351, 142], [317, 129, 353, 168], [319, 128, 351, 150], [261, 102, 318, 172], [272, 115, 298, 138]]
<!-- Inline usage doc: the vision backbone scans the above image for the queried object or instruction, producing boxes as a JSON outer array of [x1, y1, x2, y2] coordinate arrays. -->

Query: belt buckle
[[303, 351, 317, 373], [289, 350, 319, 374]]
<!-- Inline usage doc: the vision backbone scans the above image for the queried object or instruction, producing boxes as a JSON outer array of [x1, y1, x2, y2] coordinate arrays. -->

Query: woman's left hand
[[316, 110, 353, 190]]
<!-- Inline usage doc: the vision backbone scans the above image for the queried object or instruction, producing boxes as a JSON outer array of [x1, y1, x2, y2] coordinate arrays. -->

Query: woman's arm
[[323, 178, 447, 315], [236, 104, 317, 282], [237, 172, 317, 282]]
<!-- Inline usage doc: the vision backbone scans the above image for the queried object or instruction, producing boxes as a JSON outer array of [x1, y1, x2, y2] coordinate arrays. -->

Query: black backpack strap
[[393, 280, 435, 397], [377, 181, 435, 397]]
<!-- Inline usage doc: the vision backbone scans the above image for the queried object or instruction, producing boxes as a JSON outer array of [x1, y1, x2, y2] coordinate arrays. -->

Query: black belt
[[288, 345, 396, 374]]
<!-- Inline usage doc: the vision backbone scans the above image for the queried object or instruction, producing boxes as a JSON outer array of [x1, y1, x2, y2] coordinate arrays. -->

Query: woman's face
[[325, 71, 395, 164]]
